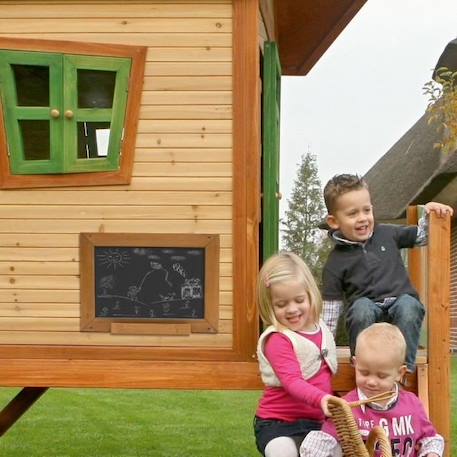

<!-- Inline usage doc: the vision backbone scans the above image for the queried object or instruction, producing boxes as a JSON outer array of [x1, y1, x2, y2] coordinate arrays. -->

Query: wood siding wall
[[450, 221, 457, 352], [0, 0, 233, 349]]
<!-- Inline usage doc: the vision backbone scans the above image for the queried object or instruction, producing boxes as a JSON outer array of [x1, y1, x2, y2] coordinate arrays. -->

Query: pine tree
[[281, 153, 331, 282]]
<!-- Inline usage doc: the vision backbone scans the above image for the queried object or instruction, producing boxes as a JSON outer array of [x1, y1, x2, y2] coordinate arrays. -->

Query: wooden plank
[[259, 0, 275, 41], [427, 212, 451, 450], [0, 206, 232, 220], [144, 76, 231, 91], [14, 33, 232, 47], [133, 162, 231, 177], [53, 176, 233, 191], [111, 322, 191, 336], [416, 364, 429, 417], [0, 4, 232, 18], [145, 62, 232, 76], [0, 331, 233, 347], [0, 359, 260, 390], [146, 48, 231, 63], [0, 262, 79, 275], [0, 290, 233, 306], [0, 303, 79, 317], [135, 119, 232, 134], [232, 0, 260, 359], [0, 317, 79, 332], [141, 91, 231, 105], [0, 219, 233, 234], [140, 105, 231, 119], [0, 234, 233, 250], [0, 248, 77, 262], [0, 275, 78, 289], [0, 246, 233, 263], [0, 304, 233, 324], [0, 190, 233, 205], [0, 18, 232, 33], [407, 206, 426, 302], [136, 133, 232, 148], [135, 148, 232, 161]]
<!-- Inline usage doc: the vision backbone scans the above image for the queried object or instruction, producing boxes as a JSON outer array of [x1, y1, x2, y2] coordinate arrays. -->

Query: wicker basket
[[327, 391, 394, 457]]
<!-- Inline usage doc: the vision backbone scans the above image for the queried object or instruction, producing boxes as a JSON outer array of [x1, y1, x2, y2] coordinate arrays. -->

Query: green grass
[[0, 388, 262, 457], [0, 358, 455, 456]]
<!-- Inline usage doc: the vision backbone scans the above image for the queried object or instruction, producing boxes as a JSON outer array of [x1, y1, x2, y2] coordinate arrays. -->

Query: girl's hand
[[320, 394, 336, 417], [424, 202, 454, 218]]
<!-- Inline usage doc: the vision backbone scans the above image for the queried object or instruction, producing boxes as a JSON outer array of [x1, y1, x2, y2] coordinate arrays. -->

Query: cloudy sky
[[279, 0, 457, 217]]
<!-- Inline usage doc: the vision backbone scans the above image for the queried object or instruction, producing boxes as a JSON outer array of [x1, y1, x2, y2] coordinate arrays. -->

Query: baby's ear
[[397, 364, 407, 381]]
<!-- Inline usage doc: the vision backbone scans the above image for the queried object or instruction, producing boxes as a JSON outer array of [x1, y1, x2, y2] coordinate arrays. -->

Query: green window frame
[[0, 37, 146, 189]]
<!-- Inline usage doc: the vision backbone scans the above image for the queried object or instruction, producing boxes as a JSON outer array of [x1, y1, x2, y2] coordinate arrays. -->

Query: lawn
[[0, 357, 455, 456]]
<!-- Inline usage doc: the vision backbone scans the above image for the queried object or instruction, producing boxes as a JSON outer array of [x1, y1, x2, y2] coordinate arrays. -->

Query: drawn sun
[[97, 249, 130, 270]]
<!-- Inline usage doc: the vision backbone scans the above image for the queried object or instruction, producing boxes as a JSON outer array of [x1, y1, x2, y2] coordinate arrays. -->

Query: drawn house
[[0, 1, 451, 450]]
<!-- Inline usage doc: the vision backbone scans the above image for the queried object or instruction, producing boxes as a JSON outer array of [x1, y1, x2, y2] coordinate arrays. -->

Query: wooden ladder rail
[[0, 387, 48, 436], [407, 206, 451, 457]]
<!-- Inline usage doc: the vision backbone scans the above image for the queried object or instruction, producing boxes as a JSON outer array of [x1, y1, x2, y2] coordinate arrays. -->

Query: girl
[[254, 251, 338, 457]]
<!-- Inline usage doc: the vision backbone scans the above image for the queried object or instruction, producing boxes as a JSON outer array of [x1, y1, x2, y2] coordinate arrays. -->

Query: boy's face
[[353, 345, 406, 402], [326, 188, 374, 242]]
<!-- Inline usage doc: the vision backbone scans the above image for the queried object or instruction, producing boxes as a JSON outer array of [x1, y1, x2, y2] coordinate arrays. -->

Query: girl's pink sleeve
[[264, 332, 327, 408]]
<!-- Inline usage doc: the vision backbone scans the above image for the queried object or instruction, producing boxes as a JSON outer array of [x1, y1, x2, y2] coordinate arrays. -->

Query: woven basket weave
[[327, 391, 394, 457]]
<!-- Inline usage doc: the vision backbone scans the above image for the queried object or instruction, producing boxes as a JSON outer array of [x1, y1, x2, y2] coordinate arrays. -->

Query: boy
[[300, 323, 444, 457], [321, 174, 453, 372]]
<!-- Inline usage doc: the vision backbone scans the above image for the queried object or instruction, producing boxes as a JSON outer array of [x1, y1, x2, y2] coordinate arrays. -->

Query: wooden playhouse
[[0, 0, 451, 454]]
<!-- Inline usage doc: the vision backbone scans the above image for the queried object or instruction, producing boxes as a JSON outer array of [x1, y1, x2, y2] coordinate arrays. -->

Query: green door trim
[[262, 41, 281, 261]]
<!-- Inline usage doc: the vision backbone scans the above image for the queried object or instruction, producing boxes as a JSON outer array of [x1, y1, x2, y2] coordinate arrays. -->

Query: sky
[[279, 0, 457, 218]]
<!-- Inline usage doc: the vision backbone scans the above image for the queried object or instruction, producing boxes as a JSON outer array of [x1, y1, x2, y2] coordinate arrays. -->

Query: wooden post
[[427, 211, 451, 456]]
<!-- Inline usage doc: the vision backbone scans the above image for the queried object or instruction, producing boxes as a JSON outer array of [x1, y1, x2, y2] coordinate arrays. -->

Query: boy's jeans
[[346, 294, 425, 372]]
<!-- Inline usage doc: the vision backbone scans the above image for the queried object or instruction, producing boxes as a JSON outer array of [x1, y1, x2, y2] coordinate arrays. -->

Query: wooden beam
[[232, 0, 260, 360], [427, 211, 451, 456], [0, 387, 48, 436]]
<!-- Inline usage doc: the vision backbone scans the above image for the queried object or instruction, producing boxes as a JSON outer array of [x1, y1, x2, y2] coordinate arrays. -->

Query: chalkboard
[[80, 233, 220, 334], [95, 246, 205, 319]]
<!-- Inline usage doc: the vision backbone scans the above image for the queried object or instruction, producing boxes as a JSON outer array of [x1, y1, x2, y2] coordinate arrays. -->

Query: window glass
[[19, 120, 50, 160], [12, 64, 49, 107], [77, 69, 116, 108], [77, 121, 111, 159]]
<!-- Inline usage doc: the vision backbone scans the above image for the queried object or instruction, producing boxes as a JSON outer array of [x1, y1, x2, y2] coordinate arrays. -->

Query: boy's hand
[[424, 202, 454, 218]]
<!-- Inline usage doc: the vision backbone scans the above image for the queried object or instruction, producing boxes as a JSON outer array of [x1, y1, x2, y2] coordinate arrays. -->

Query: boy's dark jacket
[[322, 223, 419, 305]]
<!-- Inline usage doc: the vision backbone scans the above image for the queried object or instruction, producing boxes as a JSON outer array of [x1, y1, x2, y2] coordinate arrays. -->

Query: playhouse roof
[[364, 37, 457, 220], [364, 114, 457, 220], [276, 0, 368, 75]]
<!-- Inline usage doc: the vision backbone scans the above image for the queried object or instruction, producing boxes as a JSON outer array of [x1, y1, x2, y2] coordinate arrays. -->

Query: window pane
[[77, 121, 111, 158], [12, 64, 50, 106], [19, 120, 50, 160], [77, 69, 116, 108]]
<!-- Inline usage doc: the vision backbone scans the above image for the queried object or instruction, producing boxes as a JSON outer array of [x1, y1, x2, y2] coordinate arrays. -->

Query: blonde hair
[[355, 323, 406, 366], [257, 251, 322, 328]]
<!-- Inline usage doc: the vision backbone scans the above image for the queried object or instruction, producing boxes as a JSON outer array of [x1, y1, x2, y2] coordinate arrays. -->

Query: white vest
[[257, 320, 338, 387]]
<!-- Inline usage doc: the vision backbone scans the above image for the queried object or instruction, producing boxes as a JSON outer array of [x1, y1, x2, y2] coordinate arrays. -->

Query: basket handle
[[347, 390, 396, 408]]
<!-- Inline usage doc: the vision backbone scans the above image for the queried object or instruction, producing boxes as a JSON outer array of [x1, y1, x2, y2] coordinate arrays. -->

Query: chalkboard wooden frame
[[80, 233, 219, 334]]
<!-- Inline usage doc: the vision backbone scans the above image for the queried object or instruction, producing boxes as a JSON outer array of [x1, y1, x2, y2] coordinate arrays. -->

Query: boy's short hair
[[355, 323, 406, 366], [323, 174, 369, 214]]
